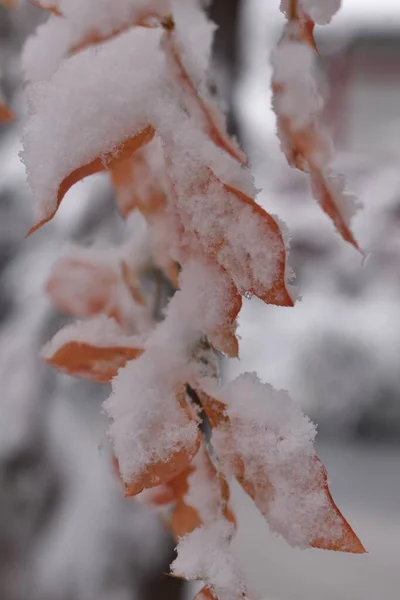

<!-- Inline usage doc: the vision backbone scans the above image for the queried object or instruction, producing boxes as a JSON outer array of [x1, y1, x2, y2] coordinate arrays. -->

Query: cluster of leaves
[[10, 0, 366, 598]]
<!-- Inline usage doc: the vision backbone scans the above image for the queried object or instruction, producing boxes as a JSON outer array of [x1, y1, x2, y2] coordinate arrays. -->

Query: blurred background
[[0, 1, 399, 599]]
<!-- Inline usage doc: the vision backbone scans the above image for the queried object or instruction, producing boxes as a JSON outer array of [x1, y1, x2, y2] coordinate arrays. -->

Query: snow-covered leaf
[[197, 374, 365, 553], [42, 316, 144, 382]]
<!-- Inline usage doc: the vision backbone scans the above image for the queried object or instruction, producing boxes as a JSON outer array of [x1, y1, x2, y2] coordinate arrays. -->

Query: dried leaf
[[121, 387, 201, 497], [44, 339, 143, 382], [310, 167, 360, 250], [111, 146, 167, 219], [271, 5, 360, 251], [171, 497, 202, 539], [28, 0, 62, 16], [46, 256, 143, 329], [27, 126, 155, 235], [168, 444, 236, 540], [197, 388, 365, 553], [215, 173, 293, 307], [194, 587, 218, 600], [123, 437, 201, 497], [207, 284, 241, 358], [110, 143, 180, 287], [0, 102, 14, 124], [162, 30, 247, 165], [69, 12, 162, 56]]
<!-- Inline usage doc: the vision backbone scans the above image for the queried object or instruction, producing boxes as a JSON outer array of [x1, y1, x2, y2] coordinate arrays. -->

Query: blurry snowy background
[[0, 1, 400, 599]]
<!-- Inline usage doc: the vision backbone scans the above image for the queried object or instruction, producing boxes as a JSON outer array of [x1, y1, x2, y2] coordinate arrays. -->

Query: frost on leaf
[[272, 1, 361, 250], [105, 353, 200, 495], [171, 520, 252, 600], [166, 142, 294, 309], [197, 374, 365, 553], [42, 316, 144, 382], [27, 126, 155, 235], [167, 444, 236, 540], [111, 140, 167, 219], [162, 21, 247, 165]]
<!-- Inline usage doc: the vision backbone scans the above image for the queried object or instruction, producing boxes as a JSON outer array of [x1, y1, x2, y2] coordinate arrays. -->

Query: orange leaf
[[197, 389, 364, 553], [140, 484, 177, 505], [69, 11, 163, 56], [0, 102, 14, 124], [124, 436, 200, 497], [216, 174, 293, 307], [273, 11, 359, 251], [310, 167, 360, 251], [274, 114, 360, 251], [295, 10, 318, 53], [208, 286, 241, 358], [46, 258, 126, 324], [194, 587, 218, 600], [27, 126, 155, 235], [311, 457, 365, 553], [171, 498, 202, 539], [110, 146, 167, 219], [162, 30, 247, 165], [122, 387, 201, 497], [110, 143, 181, 287], [185, 261, 242, 358], [44, 340, 143, 382], [168, 445, 236, 540], [28, 0, 62, 16]]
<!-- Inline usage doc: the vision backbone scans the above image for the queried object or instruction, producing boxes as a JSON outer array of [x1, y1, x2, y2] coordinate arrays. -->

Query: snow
[[301, 0, 341, 24], [104, 349, 198, 485], [172, 520, 250, 600], [185, 447, 222, 526], [270, 8, 361, 247], [21, 26, 163, 220], [271, 40, 323, 130], [22, 16, 70, 82], [41, 315, 144, 358], [279, 1, 341, 24], [202, 374, 350, 549]]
